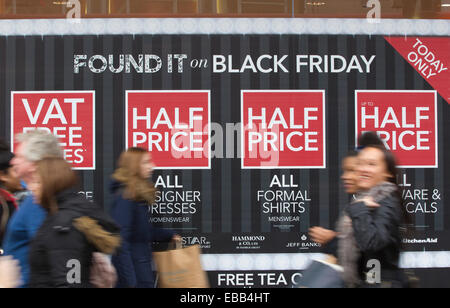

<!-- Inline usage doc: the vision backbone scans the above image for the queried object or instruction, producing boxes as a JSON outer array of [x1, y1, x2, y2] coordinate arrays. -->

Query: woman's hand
[[172, 235, 182, 243], [90, 253, 117, 289], [0, 256, 21, 288], [354, 196, 380, 208], [309, 227, 337, 245], [171, 235, 182, 249], [361, 197, 380, 208]]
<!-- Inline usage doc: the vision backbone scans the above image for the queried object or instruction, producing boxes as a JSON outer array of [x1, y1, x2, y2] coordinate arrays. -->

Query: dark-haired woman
[[111, 148, 180, 288], [0, 142, 20, 252], [0, 190, 16, 254], [28, 158, 120, 288], [338, 145, 407, 288]]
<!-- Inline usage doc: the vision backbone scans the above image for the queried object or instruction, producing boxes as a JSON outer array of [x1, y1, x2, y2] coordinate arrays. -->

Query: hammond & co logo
[[232, 235, 266, 250]]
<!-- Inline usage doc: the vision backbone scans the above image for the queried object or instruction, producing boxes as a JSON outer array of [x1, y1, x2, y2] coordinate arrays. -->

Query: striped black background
[[0, 34, 448, 253]]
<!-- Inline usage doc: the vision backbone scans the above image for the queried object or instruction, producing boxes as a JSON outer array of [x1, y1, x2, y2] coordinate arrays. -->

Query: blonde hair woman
[[111, 148, 180, 288]]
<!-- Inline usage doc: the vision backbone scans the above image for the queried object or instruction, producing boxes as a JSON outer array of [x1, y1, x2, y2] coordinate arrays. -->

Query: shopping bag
[[153, 244, 209, 288], [295, 260, 345, 288]]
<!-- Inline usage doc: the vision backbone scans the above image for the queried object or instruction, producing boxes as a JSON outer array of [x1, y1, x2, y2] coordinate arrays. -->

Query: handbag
[[295, 259, 346, 288], [153, 244, 209, 288]]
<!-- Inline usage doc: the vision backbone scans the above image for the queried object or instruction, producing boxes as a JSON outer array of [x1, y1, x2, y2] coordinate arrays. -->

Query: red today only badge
[[355, 90, 438, 168], [126, 91, 211, 169], [385, 37, 450, 105], [241, 90, 326, 169], [11, 91, 96, 170]]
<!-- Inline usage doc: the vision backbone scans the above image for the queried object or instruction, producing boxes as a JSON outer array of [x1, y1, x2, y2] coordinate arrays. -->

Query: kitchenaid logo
[[232, 236, 266, 242], [402, 238, 438, 244]]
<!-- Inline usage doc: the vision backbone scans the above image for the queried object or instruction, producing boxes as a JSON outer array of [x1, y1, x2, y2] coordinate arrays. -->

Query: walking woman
[[309, 150, 359, 259], [111, 148, 180, 288], [338, 144, 407, 288], [0, 140, 19, 253], [309, 132, 385, 255], [28, 158, 120, 288]]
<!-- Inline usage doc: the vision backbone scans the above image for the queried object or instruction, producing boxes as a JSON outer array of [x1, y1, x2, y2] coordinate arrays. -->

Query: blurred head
[[12, 131, 63, 182], [358, 145, 398, 191], [139, 151, 155, 180], [0, 165, 22, 194], [341, 151, 359, 194], [30, 157, 78, 214], [112, 148, 156, 204], [0, 140, 22, 193], [358, 131, 385, 150]]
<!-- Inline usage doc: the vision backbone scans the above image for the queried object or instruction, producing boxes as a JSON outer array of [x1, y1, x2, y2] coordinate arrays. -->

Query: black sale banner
[[0, 18, 449, 287]]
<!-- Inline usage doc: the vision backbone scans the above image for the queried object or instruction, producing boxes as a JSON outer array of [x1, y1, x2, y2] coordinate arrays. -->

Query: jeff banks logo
[[286, 234, 321, 249]]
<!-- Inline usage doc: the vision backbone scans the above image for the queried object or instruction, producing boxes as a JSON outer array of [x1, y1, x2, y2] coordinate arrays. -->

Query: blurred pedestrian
[[2, 131, 63, 286], [309, 150, 359, 259], [0, 190, 16, 255], [0, 140, 19, 253], [309, 132, 385, 254], [0, 256, 21, 288], [28, 157, 120, 288], [357, 131, 385, 150], [337, 144, 406, 288], [111, 147, 181, 288], [0, 139, 23, 199]]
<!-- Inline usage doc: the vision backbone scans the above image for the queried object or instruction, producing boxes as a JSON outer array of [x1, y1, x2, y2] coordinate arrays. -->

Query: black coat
[[110, 180, 175, 288], [346, 193, 404, 286], [29, 189, 120, 288], [0, 189, 16, 250]]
